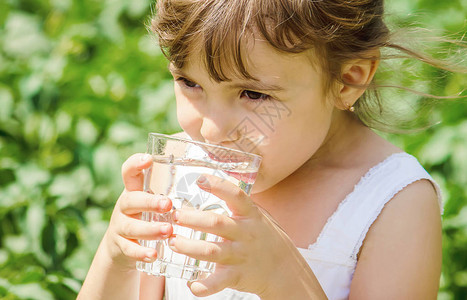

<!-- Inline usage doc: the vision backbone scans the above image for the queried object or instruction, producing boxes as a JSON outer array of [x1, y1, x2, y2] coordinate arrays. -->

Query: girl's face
[[169, 39, 336, 193]]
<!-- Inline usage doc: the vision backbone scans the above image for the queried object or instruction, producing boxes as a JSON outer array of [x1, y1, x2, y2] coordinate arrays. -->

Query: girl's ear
[[337, 50, 380, 110]]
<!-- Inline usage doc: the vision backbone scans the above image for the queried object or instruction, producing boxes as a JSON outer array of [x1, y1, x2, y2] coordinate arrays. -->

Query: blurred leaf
[[418, 127, 454, 165], [126, 0, 151, 18], [64, 209, 108, 280], [25, 203, 51, 267], [92, 144, 122, 185], [0, 183, 26, 212], [0, 278, 12, 296], [46, 274, 81, 298], [0, 249, 8, 266], [3, 12, 51, 58], [88, 75, 108, 97], [138, 80, 174, 122], [108, 72, 127, 101], [9, 283, 54, 300], [4, 235, 29, 254], [97, 0, 126, 43], [0, 87, 14, 121], [49, 0, 72, 12], [15, 164, 50, 189], [108, 121, 144, 144], [138, 35, 162, 57], [49, 166, 94, 209], [75, 118, 99, 146]]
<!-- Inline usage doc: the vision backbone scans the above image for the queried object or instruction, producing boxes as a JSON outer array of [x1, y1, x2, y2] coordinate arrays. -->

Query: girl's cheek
[[176, 106, 199, 132], [175, 97, 203, 134]]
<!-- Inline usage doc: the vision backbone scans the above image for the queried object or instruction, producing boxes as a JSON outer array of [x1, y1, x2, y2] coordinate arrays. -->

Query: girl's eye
[[176, 77, 200, 88], [241, 90, 271, 102]]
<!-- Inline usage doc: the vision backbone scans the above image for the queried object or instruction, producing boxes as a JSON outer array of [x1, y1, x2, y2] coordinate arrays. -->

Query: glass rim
[[148, 132, 263, 161]]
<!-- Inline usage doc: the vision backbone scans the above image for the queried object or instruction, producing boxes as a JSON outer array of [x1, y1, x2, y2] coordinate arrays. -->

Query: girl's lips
[[224, 170, 258, 184], [206, 152, 258, 184], [207, 152, 244, 163]]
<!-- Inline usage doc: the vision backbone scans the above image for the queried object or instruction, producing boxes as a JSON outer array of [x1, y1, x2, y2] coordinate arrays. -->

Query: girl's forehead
[[179, 36, 320, 82]]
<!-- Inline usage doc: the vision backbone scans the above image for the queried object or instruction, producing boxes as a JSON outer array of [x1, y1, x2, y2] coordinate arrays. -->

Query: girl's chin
[[249, 175, 270, 195]]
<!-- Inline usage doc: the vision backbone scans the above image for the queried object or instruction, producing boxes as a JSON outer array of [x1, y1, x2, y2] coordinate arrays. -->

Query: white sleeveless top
[[165, 152, 443, 300]]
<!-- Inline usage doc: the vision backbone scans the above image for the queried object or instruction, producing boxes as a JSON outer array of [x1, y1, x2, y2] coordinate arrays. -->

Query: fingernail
[[157, 196, 170, 210], [141, 153, 151, 162], [172, 210, 179, 223], [144, 251, 156, 262], [168, 236, 176, 247], [197, 175, 207, 186], [160, 223, 170, 235]]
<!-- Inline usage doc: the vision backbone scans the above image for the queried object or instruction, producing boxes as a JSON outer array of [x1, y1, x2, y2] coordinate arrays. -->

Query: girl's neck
[[308, 109, 368, 169]]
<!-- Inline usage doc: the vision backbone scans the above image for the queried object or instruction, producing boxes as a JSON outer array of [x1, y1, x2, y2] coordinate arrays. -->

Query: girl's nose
[[199, 107, 240, 145]]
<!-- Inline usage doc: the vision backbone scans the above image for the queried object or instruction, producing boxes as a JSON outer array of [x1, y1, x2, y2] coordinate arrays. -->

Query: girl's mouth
[[206, 152, 259, 184], [207, 151, 244, 163], [224, 170, 258, 184]]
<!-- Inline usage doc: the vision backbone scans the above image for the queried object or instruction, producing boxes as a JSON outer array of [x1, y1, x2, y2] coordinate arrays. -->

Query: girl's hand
[[167, 174, 324, 298], [102, 153, 174, 271]]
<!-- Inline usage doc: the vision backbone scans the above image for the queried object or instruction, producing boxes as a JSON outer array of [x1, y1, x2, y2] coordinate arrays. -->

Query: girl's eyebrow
[[230, 81, 285, 92], [168, 64, 186, 76], [168, 64, 285, 92]]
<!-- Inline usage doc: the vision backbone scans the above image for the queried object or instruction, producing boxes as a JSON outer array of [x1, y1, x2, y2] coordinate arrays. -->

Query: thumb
[[188, 268, 234, 297], [121, 153, 152, 191]]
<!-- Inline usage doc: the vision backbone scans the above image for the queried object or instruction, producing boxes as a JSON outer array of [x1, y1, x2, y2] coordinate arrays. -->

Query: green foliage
[[0, 0, 465, 299], [0, 0, 180, 298], [381, 1, 467, 299]]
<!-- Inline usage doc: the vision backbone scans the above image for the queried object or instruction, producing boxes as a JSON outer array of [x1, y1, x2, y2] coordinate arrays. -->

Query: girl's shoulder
[[350, 173, 442, 298], [348, 130, 442, 222], [348, 138, 442, 297]]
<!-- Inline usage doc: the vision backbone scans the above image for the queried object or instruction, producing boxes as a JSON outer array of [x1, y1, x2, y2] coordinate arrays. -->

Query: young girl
[[78, 0, 447, 299]]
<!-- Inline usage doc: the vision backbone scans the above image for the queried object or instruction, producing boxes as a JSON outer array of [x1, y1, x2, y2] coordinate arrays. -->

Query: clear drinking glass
[[136, 133, 262, 281]]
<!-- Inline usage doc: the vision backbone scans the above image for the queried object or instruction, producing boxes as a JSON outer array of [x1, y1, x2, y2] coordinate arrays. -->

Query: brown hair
[[150, 0, 465, 132]]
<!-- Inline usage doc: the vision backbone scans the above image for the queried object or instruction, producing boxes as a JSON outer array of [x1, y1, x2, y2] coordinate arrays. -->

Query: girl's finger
[[118, 216, 173, 240], [115, 235, 158, 263], [167, 235, 239, 265], [121, 153, 152, 191], [172, 209, 238, 240], [196, 174, 255, 217], [119, 192, 172, 215], [188, 268, 237, 297]]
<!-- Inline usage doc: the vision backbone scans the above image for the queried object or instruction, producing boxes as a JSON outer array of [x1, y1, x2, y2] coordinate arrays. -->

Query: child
[[78, 0, 449, 299]]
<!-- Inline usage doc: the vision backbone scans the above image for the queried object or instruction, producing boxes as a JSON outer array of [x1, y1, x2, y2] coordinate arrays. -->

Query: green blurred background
[[0, 0, 466, 299]]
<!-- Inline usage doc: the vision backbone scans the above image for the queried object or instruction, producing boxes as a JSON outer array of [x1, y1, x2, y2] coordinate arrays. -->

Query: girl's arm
[[78, 153, 173, 300], [140, 273, 165, 300], [349, 179, 442, 299], [77, 234, 142, 300]]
